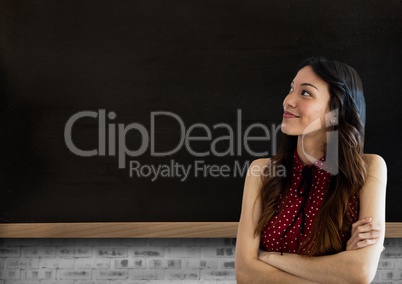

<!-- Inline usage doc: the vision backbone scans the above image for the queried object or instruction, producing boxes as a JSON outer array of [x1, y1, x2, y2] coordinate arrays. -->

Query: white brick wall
[[0, 238, 401, 283], [372, 239, 402, 284], [0, 238, 236, 283]]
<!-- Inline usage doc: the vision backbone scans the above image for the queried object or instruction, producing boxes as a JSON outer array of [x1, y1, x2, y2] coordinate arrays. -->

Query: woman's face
[[281, 66, 331, 136]]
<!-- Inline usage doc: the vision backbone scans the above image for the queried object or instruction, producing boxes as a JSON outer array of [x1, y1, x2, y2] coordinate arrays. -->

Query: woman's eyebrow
[[291, 81, 319, 91], [301, 82, 319, 91]]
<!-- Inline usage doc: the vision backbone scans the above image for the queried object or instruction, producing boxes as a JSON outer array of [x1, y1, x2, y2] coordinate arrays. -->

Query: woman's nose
[[283, 92, 296, 109]]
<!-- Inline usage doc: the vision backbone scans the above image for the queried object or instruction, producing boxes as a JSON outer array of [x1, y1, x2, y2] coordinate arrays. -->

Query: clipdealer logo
[[64, 109, 284, 181], [301, 108, 339, 175]]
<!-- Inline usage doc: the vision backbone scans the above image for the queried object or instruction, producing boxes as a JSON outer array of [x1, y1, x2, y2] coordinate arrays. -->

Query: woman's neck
[[296, 133, 326, 165]]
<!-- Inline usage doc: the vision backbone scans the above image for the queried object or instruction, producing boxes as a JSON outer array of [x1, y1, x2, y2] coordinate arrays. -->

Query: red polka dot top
[[260, 150, 359, 255]]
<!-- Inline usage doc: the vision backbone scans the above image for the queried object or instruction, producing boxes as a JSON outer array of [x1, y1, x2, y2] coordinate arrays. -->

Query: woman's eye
[[301, 90, 311, 96], [289, 87, 294, 93]]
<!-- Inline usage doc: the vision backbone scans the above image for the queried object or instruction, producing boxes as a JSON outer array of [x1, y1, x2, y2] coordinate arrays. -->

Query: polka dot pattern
[[260, 150, 360, 254]]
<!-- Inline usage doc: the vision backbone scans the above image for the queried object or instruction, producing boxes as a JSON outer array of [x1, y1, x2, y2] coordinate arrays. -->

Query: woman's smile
[[283, 111, 300, 118]]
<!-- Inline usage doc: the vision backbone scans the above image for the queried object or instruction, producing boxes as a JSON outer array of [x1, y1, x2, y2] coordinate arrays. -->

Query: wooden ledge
[[384, 222, 402, 238], [0, 222, 238, 238], [0, 222, 401, 238]]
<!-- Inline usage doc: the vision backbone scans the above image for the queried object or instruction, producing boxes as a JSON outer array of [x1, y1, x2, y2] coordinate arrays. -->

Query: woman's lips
[[283, 111, 300, 118]]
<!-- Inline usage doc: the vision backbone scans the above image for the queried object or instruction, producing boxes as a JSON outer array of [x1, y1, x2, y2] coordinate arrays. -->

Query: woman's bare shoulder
[[362, 153, 387, 170], [250, 158, 271, 167], [243, 158, 270, 184], [362, 153, 387, 185]]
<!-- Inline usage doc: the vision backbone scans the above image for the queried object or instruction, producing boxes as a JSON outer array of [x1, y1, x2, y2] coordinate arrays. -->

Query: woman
[[235, 56, 387, 284]]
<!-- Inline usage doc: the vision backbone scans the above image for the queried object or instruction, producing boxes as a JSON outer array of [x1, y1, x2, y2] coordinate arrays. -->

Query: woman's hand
[[346, 217, 382, 251]]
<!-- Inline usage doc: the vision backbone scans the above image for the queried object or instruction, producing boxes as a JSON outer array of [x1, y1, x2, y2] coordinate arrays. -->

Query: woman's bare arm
[[235, 158, 319, 284]]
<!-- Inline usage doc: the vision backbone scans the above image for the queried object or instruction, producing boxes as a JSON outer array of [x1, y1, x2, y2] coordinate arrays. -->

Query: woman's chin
[[281, 124, 294, 135], [280, 126, 301, 136]]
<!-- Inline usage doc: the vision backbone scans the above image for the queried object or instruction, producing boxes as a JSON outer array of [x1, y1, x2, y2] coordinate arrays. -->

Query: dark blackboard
[[0, 0, 401, 223]]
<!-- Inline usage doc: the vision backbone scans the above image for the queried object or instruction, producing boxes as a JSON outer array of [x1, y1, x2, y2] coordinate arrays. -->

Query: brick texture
[[371, 239, 402, 284], [0, 238, 400, 283], [0, 239, 236, 283]]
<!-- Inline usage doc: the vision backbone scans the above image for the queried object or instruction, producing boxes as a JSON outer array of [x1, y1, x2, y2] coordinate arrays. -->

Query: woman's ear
[[325, 108, 339, 127]]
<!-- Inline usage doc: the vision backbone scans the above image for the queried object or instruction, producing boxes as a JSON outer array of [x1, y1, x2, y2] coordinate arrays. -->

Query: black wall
[[0, 0, 401, 222]]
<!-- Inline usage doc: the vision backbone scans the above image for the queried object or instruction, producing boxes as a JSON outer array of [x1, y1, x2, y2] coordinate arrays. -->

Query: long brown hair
[[255, 56, 367, 256]]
